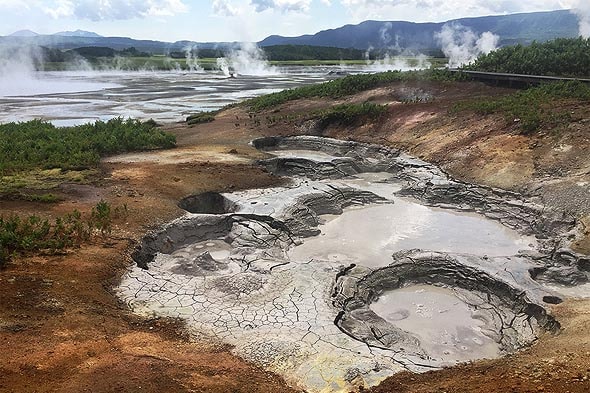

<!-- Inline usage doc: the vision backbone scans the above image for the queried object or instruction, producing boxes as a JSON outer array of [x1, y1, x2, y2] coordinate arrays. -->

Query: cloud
[[250, 0, 312, 13], [338, 0, 568, 22], [41, 0, 188, 21], [0, 0, 28, 8], [212, 0, 238, 16]]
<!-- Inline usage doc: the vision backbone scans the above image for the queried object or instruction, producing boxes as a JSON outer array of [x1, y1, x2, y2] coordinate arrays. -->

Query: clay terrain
[[1, 79, 589, 393]]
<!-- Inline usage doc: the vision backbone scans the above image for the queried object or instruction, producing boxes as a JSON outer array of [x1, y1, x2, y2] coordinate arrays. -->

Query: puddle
[[289, 201, 535, 267], [153, 240, 237, 277], [370, 284, 501, 364], [544, 282, 590, 298], [266, 149, 339, 161]]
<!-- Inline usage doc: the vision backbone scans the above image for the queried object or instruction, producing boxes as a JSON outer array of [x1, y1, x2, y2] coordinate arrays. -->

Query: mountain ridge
[[259, 10, 579, 50], [0, 9, 580, 54]]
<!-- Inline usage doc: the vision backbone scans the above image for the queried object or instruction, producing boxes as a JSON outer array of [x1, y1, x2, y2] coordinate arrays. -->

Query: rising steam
[[363, 22, 430, 72], [0, 45, 44, 96], [571, 1, 590, 38], [436, 23, 499, 68], [185, 45, 204, 72], [365, 52, 431, 72], [217, 42, 278, 76]]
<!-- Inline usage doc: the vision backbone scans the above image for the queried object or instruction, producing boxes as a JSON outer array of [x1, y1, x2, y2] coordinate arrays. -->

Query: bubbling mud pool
[[118, 136, 586, 392], [369, 284, 501, 364]]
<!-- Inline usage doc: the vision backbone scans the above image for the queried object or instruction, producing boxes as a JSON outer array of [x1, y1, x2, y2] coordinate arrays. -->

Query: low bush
[[312, 102, 388, 128], [0, 118, 176, 175], [453, 80, 590, 133], [0, 200, 126, 267], [245, 69, 462, 111], [186, 112, 216, 125]]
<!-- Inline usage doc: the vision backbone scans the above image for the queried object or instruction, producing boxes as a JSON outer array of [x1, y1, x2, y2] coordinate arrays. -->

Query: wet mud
[[118, 136, 589, 392]]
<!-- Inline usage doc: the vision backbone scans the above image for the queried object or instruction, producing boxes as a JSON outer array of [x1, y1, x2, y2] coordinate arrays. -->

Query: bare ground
[[1, 79, 589, 392]]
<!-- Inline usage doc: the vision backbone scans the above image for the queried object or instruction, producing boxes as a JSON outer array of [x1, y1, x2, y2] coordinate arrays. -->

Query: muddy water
[[119, 142, 557, 392], [0, 69, 336, 125], [370, 285, 501, 364], [289, 199, 535, 267]]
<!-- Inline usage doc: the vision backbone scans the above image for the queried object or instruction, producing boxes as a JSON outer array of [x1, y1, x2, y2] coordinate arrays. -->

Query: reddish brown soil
[[1, 79, 589, 393]]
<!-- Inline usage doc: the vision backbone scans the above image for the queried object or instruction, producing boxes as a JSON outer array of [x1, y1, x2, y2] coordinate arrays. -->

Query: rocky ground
[[1, 79, 589, 392]]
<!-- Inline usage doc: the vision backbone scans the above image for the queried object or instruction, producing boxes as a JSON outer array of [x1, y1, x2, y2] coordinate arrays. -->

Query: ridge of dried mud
[[1, 80, 589, 393]]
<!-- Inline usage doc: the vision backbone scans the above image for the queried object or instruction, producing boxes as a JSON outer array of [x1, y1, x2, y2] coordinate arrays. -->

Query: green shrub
[[0, 118, 176, 175], [90, 199, 112, 236], [0, 200, 126, 268], [464, 37, 590, 77], [186, 113, 216, 125], [453, 80, 590, 133], [312, 102, 388, 128], [245, 69, 462, 111]]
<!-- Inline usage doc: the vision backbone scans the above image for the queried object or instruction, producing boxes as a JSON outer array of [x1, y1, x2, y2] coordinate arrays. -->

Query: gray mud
[[118, 136, 588, 392]]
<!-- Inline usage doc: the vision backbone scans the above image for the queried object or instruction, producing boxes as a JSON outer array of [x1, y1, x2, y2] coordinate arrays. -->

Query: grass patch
[[0, 200, 127, 267], [245, 69, 462, 111], [20, 193, 62, 203], [0, 169, 99, 195], [0, 118, 176, 175], [312, 102, 388, 128], [453, 81, 590, 133], [186, 112, 216, 125]]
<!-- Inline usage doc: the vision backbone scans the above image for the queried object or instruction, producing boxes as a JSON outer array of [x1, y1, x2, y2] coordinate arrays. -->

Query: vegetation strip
[[245, 69, 463, 111], [464, 37, 590, 78], [0, 200, 125, 267], [453, 80, 590, 133], [0, 118, 175, 174]]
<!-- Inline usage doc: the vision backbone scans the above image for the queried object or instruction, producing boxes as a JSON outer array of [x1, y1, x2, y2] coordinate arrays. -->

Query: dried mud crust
[[0, 156, 298, 393], [122, 136, 588, 392]]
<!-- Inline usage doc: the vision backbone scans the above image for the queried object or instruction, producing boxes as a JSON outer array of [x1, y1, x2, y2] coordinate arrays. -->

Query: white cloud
[[212, 0, 238, 16], [40, 0, 188, 21], [338, 0, 568, 22], [0, 0, 28, 7], [250, 0, 312, 13]]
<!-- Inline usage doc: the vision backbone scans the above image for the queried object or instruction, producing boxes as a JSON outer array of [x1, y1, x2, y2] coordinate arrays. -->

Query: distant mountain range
[[260, 10, 579, 50], [0, 9, 581, 54], [9, 29, 102, 38]]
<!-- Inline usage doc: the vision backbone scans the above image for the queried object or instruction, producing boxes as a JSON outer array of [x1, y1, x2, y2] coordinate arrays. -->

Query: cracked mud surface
[[118, 136, 588, 392]]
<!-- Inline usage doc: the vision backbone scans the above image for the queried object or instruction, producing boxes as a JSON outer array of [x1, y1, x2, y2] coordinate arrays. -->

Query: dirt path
[[1, 79, 589, 392]]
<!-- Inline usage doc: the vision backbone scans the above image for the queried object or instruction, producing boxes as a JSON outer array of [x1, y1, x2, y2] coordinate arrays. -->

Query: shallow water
[[289, 200, 535, 267], [370, 284, 501, 364], [0, 69, 337, 125]]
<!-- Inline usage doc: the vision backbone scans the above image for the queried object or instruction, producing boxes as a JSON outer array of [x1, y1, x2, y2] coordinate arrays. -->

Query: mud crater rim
[[122, 136, 587, 392]]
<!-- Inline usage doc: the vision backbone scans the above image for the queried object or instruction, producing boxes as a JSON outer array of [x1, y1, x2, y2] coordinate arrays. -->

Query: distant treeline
[[37, 44, 442, 64], [38, 45, 150, 62], [464, 37, 590, 77]]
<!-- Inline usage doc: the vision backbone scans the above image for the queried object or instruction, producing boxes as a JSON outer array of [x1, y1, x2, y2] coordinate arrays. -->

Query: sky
[[0, 0, 585, 42]]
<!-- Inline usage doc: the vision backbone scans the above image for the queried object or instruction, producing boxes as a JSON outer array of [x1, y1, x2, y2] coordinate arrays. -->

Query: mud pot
[[117, 136, 589, 392]]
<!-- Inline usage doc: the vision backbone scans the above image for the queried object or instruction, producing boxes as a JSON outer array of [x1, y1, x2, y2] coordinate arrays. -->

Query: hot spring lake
[[0, 68, 345, 126]]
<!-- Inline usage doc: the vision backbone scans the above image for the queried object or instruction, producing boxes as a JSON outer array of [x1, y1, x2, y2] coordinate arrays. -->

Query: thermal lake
[[0, 68, 340, 126]]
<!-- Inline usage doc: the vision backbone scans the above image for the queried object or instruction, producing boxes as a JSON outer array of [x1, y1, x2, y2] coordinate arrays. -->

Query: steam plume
[[217, 43, 278, 76], [436, 23, 499, 68], [571, 1, 590, 38]]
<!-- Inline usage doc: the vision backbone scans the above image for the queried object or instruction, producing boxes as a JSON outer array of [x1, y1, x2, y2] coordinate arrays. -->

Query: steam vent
[[118, 136, 586, 392]]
